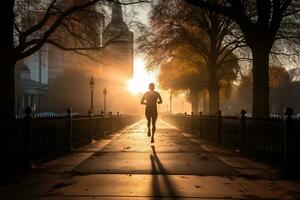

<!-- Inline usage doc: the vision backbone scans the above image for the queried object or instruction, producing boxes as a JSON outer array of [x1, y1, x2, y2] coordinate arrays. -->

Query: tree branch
[[16, 0, 147, 61]]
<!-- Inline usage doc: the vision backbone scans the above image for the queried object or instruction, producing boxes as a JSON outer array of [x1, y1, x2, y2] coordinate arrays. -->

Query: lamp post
[[169, 92, 173, 113], [90, 76, 94, 113], [103, 87, 107, 116]]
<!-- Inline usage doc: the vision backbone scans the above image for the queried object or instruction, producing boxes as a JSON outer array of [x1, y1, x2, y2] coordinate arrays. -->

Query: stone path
[[1, 119, 300, 199]]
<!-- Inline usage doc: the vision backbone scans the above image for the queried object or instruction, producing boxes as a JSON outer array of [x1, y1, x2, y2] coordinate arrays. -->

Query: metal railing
[[163, 109, 300, 177], [0, 108, 141, 179]]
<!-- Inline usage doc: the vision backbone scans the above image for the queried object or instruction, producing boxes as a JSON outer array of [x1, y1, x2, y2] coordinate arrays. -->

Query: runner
[[141, 83, 163, 143]]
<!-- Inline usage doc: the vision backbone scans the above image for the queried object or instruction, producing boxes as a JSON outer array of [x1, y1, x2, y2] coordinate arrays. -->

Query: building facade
[[102, 1, 134, 80], [289, 68, 300, 82], [15, 57, 48, 114], [15, 2, 133, 114]]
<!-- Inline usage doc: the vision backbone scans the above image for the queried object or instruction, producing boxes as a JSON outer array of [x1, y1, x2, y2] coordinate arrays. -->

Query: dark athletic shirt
[[141, 91, 162, 111]]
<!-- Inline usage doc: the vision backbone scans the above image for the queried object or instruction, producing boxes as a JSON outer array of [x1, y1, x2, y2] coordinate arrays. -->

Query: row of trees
[[183, 0, 300, 116], [139, 0, 299, 116], [138, 0, 240, 115]]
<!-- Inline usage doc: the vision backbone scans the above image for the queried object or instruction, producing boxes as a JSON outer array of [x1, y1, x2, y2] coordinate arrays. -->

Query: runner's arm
[[157, 93, 163, 104], [141, 94, 147, 105]]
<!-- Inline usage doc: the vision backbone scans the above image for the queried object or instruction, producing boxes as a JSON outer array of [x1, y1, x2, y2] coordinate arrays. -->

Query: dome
[[17, 62, 30, 72]]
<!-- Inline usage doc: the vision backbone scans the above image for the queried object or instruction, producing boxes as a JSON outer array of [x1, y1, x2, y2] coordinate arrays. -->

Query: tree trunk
[[190, 88, 199, 114], [251, 47, 270, 117], [208, 84, 219, 115], [0, 59, 16, 118], [0, 0, 16, 118], [208, 66, 220, 115], [169, 92, 173, 113], [203, 90, 206, 115]]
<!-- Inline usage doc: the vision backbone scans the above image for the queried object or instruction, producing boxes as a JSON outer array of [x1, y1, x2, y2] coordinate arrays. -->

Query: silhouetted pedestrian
[[141, 83, 162, 143]]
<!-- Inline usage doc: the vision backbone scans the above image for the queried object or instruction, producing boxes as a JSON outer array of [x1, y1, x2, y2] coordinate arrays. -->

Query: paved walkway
[[1, 119, 300, 199]]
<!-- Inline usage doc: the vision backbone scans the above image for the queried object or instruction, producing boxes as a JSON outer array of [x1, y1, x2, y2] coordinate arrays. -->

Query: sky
[[123, 3, 191, 114], [123, 3, 160, 94]]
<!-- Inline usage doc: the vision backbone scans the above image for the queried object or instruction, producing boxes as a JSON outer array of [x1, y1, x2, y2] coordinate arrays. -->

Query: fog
[[47, 53, 145, 115]]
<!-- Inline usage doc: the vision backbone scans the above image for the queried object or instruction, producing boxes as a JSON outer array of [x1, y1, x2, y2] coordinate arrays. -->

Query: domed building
[[102, 1, 134, 80], [15, 62, 48, 114], [15, 1, 134, 114]]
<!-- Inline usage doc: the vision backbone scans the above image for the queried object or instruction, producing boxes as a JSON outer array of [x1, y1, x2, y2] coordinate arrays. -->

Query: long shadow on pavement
[[150, 145, 182, 199]]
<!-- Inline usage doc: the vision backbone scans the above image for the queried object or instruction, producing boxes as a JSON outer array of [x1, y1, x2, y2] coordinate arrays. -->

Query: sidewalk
[[1, 119, 300, 199]]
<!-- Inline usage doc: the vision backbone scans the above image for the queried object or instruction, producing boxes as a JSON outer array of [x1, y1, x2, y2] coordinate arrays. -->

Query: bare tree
[[184, 0, 300, 117], [0, 0, 147, 117]]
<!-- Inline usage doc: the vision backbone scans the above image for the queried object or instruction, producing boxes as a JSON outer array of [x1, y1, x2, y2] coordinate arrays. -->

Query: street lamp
[[90, 76, 94, 113], [103, 87, 107, 116], [169, 92, 173, 113]]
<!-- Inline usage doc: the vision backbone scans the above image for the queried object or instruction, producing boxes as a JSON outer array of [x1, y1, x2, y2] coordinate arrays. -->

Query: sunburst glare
[[127, 58, 158, 94]]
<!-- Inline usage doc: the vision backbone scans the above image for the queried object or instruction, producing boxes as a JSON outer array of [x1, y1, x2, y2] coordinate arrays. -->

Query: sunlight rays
[[127, 58, 158, 95]]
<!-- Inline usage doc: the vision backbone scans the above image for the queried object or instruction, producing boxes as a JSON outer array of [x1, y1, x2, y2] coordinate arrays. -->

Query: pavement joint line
[[73, 150, 105, 153], [94, 151, 208, 154], [70, 172, 243, 177], [157, 121, 246, 176], [160, 119, 179, 130], [172, 123, 283, 179], [40, 165, 78, 168], [35, 121, 143, 174], [39, 194, 241, 199], [160, 120, 194, 137], [80, 120, 143, 153], [62, 121, 144, 173], [99, 151, 206, 153], [114, 120, 143, 136]]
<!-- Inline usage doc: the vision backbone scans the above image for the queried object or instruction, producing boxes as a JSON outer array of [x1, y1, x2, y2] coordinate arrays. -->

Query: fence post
[[240, 109, 246, 152], [24, 107, 32, 169], [121, 114, 124, 129], [199, 112, 202, 135], [285, 107, 294, 177], [217, 110, 222, 144], [66, 108, 73, 151], [124, 114, 127, 127], [117, 112, 120, 129], [89, 110, 93, 143], [184, 112, 187, 130], [191, 112, 194, 131]]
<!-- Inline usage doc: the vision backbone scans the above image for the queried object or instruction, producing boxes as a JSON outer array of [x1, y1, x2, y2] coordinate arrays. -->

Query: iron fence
[[0, 109, 141, 180], [163, 109, 300, 177]]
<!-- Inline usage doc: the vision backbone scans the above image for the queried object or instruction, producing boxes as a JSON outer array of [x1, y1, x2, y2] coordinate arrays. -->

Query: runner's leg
[[146, 110, 151, 137], [152, 113, 157, 135], [151, 113, 158, 143]]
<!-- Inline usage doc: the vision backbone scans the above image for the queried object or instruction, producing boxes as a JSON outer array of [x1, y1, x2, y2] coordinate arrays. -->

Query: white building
[[289, 68, 300, 82], [15, 49, 49, 114]]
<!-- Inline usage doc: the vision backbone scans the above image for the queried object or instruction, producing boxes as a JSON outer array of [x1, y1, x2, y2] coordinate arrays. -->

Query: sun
[[127, 79, 141, 94], [127, 58, 157, 94]]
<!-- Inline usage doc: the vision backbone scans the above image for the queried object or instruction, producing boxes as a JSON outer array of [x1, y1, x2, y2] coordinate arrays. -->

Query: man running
[[141, 83, 163, 143]]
